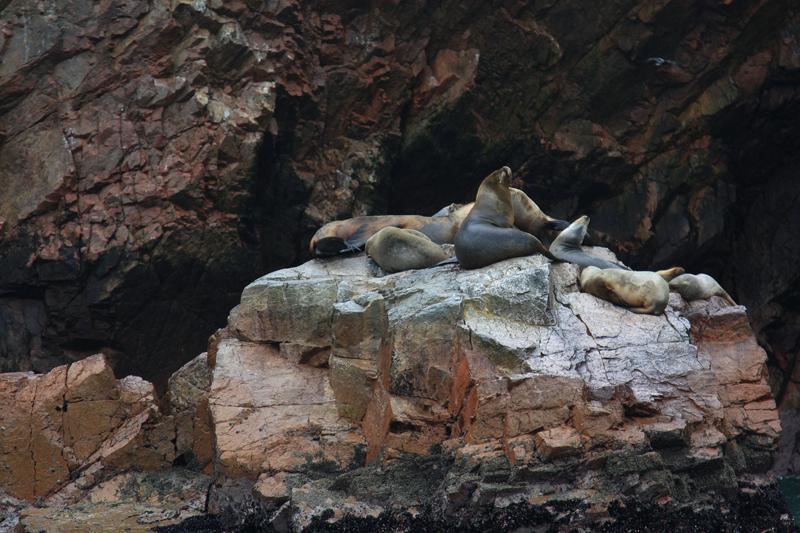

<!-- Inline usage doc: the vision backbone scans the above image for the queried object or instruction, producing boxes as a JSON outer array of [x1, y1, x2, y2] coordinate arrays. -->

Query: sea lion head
[[471, 166, 514, 226], [485, 166, 512, 188], [579, 265, 601, 286], [558, 215, 590, 246], [668, 273, 695, 291]]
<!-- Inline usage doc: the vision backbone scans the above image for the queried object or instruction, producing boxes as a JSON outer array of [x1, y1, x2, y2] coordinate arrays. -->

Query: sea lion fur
[[656, 266, 685, 282], [454, 167, 555, 269], [365, 227, 450, 273], [550, 215, 629, 270], [669, 273, 735, 305], [580, 266, 670, 315]]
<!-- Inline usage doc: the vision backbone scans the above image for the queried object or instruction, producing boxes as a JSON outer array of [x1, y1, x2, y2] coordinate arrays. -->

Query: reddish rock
[[204, 253, 785, 528], [0, 355, 174, 501]]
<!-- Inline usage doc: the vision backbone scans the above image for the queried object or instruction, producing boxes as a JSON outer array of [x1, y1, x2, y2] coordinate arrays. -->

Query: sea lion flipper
[[720, 290, 736, 306], [434, 256, 459, 267], [342, 240, 366, 253]]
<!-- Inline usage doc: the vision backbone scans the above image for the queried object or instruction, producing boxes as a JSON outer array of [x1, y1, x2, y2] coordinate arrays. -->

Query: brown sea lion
[[549, 215, 629, 270], [580, 266, 670, 315], [669, 273, 735, 305], [310, 186, 566, 258], [454, 167, 555, 269], [509, 188, 569, 235], [310, 214, 440, 257], [432, 191, 567, 236], [365, 227, 451, 273]]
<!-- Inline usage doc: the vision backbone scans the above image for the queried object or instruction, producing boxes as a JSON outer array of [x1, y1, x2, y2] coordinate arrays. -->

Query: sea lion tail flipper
[[721, 290, 736, 306], [434, 256, 459, 267], [546, 219, 570, 232]]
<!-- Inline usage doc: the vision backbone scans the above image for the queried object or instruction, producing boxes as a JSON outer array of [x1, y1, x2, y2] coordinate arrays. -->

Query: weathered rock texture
[[14, 470, 210, 533], [0, 251, 790, 530], [202, 252, 782, 529], [0, 354, 173, 501], [0, 353, 214, 530]]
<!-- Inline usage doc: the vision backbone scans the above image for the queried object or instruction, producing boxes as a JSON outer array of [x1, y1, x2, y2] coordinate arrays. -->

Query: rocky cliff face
[[1, 0, 799, 523], [2, 252, 790, 531]]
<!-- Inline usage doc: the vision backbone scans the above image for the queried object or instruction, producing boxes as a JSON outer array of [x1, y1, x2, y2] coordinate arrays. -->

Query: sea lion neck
[[472, 179, 513, 227]]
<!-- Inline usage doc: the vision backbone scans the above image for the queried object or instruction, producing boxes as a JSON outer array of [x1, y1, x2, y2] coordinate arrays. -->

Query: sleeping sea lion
[[310, 214, 447, 257], [580, 266, 670, 315], [454, 167, 555, 269], [549, 215, 629, 270], [668, 273, 735, 305], [365, 227, 451, 273], [311, 186, 566, 259]]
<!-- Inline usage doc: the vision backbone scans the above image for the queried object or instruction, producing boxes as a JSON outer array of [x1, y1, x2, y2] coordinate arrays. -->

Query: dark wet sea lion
[[310, 186, 564, 258], [580, 266, 670, 315], [365, 227, 451, 273], [454, 167, 555, 269], [669, 273, 735, 305], [549, 215, 629, 270]]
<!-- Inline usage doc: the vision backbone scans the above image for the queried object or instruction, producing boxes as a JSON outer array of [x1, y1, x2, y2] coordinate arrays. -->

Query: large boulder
[[0, 354, 175, 501], [210, 251, 782, 529]]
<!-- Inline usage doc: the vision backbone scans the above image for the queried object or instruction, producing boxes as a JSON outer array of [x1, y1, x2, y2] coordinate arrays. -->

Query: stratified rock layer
[[209, 251, 780, 529]]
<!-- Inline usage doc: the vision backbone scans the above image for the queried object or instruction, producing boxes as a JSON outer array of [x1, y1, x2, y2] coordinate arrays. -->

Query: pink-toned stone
[[534, 427, 582, 459], [0, 355, 173, 501]]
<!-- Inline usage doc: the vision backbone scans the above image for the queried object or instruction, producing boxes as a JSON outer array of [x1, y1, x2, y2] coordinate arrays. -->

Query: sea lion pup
[[580, 266, 670, 315], [365, 227, 450, 273], [549, 215, 629, 270], [669, 273, 736, 305], [454, 166, 555, 269]]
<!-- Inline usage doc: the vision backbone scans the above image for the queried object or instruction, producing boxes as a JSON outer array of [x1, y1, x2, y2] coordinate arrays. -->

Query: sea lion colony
[[311, 166, 735, 315]]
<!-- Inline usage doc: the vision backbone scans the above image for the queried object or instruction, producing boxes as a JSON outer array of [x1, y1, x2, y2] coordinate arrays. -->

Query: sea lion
[[668, 273, 735, 305], [434, 191, 567, 236], [454, 166, 555, 269], [311, 185, 565, 259], [310, 214, 445, 257], [580, 266, 670, 315], [549, 215, 629, 270], [365, 227, 451, 273], [509, 188, 569, 235]]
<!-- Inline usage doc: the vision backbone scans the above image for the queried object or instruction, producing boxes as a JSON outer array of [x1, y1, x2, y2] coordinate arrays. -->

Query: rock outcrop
[[204, 251, 782, 529], [0, 354, 173, 501], [0, 250, 791, 530]]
